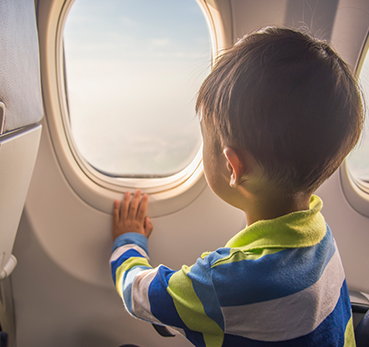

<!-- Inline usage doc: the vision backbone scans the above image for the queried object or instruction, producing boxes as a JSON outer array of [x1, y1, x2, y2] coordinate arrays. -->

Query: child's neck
[[243, 192, 311, 226]]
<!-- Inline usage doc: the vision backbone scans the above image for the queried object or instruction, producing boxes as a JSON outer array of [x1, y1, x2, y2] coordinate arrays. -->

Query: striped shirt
[[110, 195, 355, 346]]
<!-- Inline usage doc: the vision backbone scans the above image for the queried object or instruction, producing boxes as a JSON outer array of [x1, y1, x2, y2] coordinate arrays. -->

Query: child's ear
[[223, 147, 244, 188]]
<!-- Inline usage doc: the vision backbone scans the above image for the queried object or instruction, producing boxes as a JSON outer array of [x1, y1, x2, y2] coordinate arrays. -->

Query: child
[[110, 27, 363, 346]]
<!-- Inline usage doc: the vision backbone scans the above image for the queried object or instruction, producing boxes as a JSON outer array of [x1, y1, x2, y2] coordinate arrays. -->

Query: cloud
[[150, 38, 171, 47], [118, 16, 139, 28]]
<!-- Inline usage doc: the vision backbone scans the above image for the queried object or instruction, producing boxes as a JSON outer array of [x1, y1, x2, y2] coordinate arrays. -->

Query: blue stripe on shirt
[[112, 232, 149, 255], [184, 329, 206, 347], [188, 256, 224, 331], [111, 249, 146, 284], [213, 226, 336, 306], [148, 265, 208, 347], [148, 265, 188, 330]]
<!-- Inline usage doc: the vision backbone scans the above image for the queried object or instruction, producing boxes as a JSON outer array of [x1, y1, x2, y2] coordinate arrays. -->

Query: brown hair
[[196, 27, 364, 193]]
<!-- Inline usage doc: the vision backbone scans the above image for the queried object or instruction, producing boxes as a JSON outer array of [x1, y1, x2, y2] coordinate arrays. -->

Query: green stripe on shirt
[[225, 195, 326, 250], [211, 247, 284, 268], [167, 264, 224, 347], [115, 257, 151, 296]]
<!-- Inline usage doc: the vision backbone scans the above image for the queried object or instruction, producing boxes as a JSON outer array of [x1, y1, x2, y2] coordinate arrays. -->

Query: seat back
[[0, 0, 43, 345], [0, 0, 43, 279]]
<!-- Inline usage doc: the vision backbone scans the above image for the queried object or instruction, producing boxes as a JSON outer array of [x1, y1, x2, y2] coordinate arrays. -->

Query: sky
[[63, 0, 212, 176]]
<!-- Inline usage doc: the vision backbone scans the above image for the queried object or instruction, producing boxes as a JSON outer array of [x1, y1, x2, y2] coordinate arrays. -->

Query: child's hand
[[112, 190, 153, 241]]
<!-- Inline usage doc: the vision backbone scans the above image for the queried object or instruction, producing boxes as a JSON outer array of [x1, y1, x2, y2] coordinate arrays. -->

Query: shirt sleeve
[[109, 233, 225, 346]]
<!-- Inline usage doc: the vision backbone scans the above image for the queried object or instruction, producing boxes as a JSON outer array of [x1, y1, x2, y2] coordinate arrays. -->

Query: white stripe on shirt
[[222, 248, 345, 341], [131, 267, 163, 324], [110, 244, 149, 262]]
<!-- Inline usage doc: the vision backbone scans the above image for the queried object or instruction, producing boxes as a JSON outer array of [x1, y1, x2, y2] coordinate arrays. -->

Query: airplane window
[[63, 0, 211, 177], [346, 48, 369, 190]]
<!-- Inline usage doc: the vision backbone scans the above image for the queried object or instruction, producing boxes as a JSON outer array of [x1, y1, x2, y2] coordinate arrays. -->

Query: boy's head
[[196, 27, 364, 194]]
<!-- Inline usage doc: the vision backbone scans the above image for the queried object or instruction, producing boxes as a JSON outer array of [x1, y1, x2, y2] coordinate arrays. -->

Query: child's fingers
[[136, 193, 149, 222], [120, 191, 131, 221], [144, 216, 153, 238], [128, 190, 141, 219]]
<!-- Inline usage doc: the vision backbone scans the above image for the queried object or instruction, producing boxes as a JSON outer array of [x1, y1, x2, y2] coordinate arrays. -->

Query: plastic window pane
[[63, 0, 211, 177]]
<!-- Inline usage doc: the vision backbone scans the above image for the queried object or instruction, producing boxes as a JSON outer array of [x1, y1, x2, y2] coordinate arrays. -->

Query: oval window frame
[[341, 31, 369, 218], [38, 0, 232, 216]]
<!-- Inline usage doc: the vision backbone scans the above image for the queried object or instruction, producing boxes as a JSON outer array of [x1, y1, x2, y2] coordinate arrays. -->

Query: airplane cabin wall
[[10, 0, 369, 346]]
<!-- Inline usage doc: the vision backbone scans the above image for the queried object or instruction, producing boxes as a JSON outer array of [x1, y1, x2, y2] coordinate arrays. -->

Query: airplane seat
[[355, 308, 369, 347], [0, 0, 43, 345]]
